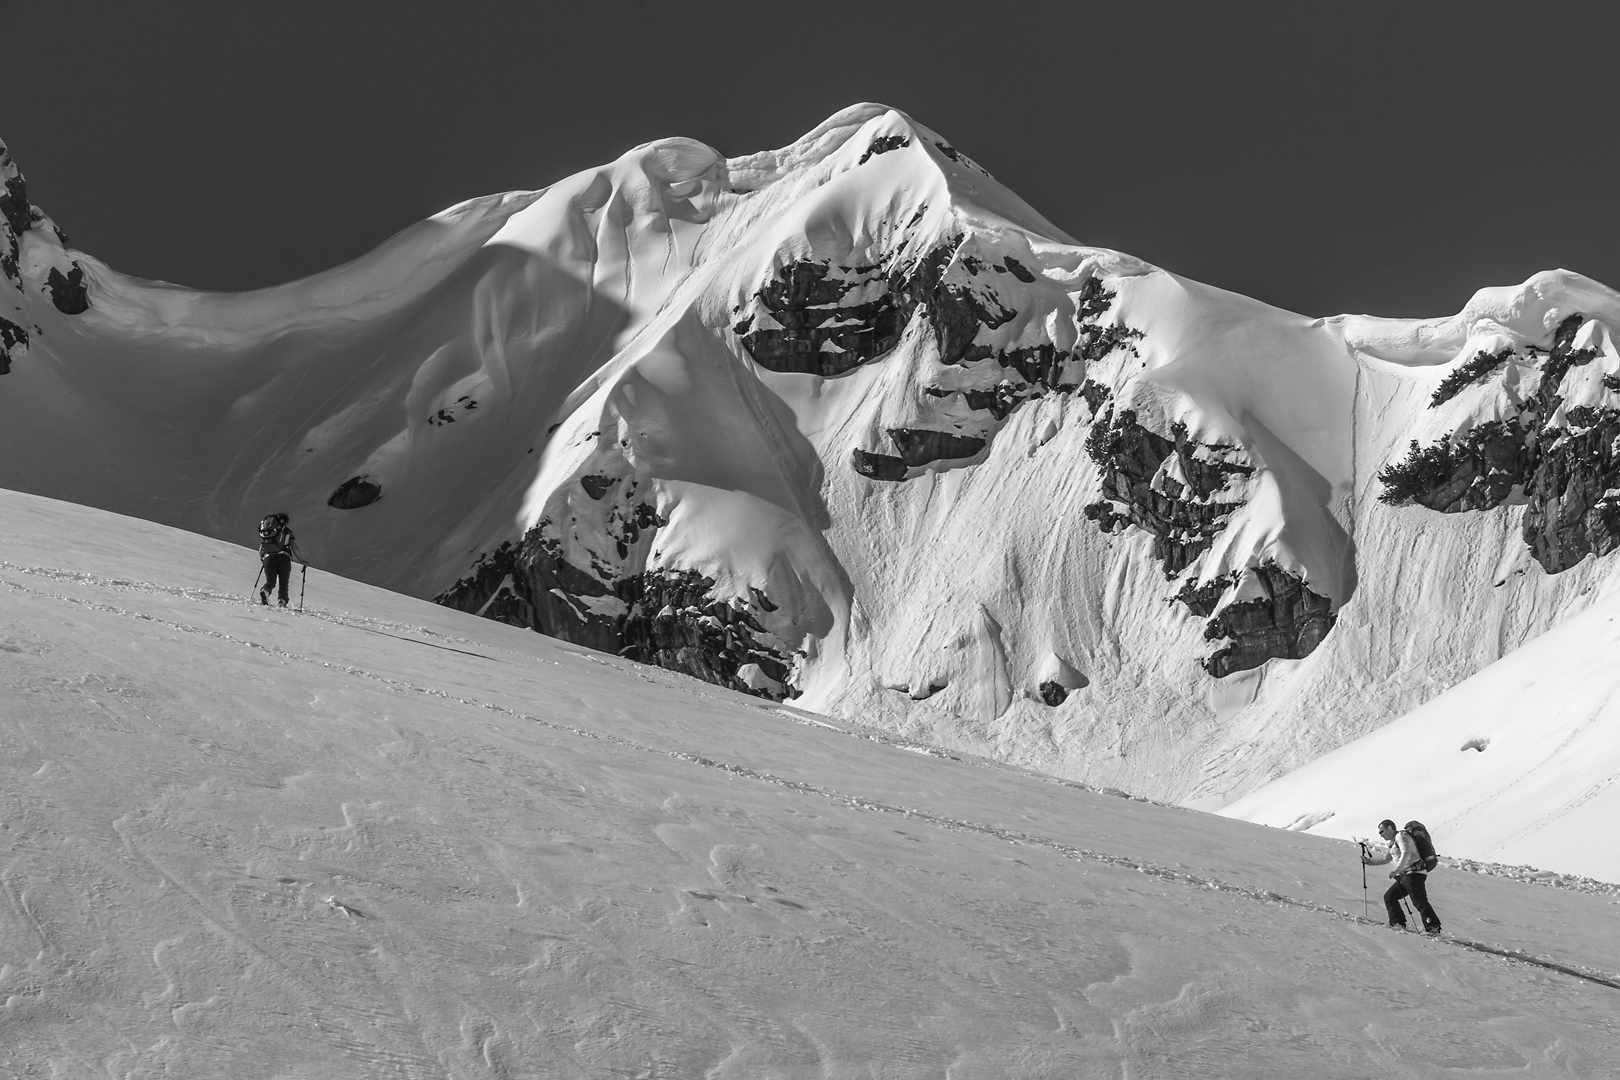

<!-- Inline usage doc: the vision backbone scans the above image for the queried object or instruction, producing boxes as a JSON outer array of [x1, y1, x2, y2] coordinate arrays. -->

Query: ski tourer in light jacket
[[1364, 828, 1421, 878]]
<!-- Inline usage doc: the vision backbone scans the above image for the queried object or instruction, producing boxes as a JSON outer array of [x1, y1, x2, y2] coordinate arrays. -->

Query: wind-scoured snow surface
[[4, 109, 1620, 824], [3, 488, 1619, 1076]]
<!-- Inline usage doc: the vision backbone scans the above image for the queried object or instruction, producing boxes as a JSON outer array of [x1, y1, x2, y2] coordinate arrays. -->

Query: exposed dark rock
[[1378, 420, 1532, 513], [0, 316, 26, 374], [436, 530, 619, 652], [735, 239, 1028, 379], [327, 476, 382, 510], [427, 395, 478, 427], [1001, 257, 1036, 283], [1523, 406, 1620, 571], [858, 134, 910, 165], [1431, 346, 1514, 408], [1083, 408, 1253, 576], [45, 262, 89, 315], [1073, 274, 1114, 322], [926, 382, 1025, 420], [735, 260, 914, 376], [2, 139, 33, 295], [1173, 573, 1237, 617], [610, 501, 661, 559], [933, 141, 985, 172], [1077, 321, 1145, 365], [924, 247, 1016, 367], [740, 244, 1144, 485], [852, 447, 908, 481], [580, 474, 617, 500], [1080, 406, 1331, 675], [435, 514, 797, 701], [1202, 564, 1336, 679], [998, 344, 1074, 389], [1038, 681, 1069, 706], [1536, 314, 1600, 399], [0, 154, 30, 237], [618, 569, 792, 697], [887, 428, 986, 467], [1078, 378, 1112, 416], [1380, 313, 1620, 574]]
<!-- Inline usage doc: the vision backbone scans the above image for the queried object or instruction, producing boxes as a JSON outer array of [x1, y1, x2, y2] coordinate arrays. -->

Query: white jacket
[[1364, 831, 1422, 876]]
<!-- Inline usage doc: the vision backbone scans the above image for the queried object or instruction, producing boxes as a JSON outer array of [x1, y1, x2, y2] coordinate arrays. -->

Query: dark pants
[[262, 553, 291, 604], [1384, 872, 1440, 932]]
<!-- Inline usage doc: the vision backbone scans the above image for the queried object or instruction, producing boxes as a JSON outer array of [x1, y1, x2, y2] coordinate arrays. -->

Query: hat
[[1377, 819, 1396, 831]]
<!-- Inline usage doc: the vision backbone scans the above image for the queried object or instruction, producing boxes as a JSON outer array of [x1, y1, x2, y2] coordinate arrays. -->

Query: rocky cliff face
[[1379, 314, 1620, 573]]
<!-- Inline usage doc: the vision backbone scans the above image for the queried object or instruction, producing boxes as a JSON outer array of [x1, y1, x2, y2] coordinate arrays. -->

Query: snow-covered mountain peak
[[5, 108, 1620, 826]]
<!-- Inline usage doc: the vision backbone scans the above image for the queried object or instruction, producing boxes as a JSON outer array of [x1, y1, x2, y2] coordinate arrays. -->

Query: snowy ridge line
[[7, 572, 1620, 995]]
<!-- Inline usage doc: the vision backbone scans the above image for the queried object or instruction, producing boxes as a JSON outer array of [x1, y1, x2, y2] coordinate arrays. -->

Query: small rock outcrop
[[1037, 681, 1070, 706], [618, 569, 793, 693], [327, 476, 382, 510], [1200, 564, 1336, 678], [45, 262, 89, 315], [851, 448, 907, 481], [435, 502, 797, 701], [857, 134, 910, 165]]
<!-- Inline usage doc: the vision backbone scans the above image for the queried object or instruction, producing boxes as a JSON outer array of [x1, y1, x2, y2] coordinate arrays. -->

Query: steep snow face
[[1221, 585, 1620, 882], [4, 108, 1620, 807]]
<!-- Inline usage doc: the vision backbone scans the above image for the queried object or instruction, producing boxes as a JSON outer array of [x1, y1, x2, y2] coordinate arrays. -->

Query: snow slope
[[2, 486, 1619, 1077], [1222, 585, 1620, 882], [6, 110, 1620, 816]]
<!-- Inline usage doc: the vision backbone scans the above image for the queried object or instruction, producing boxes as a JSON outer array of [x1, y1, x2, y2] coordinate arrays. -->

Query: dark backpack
[[1404, 821, 1439, 872], [258, 513, 290, 556]]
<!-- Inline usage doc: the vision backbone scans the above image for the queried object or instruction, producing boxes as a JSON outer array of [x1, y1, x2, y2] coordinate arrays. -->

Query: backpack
[[258, 513, 290, 556], [1404, 821, 1439, 872]]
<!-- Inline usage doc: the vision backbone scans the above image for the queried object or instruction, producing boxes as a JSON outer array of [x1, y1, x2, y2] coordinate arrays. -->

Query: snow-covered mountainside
[[4, 487, 1619, 1076], [1222, 585, 1620, 881], [5, 105, 1620, 809]]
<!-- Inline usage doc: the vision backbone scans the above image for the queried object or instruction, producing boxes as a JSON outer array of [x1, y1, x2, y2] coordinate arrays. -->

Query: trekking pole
[[251, 565, 263, 605], [299, 563, 307, 613], [1358, 842, 1369, 920]]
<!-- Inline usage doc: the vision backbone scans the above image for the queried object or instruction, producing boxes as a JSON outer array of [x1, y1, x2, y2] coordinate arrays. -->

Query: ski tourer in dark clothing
[[257, 513, 304, 607], [1363, 818, 1441, 934]]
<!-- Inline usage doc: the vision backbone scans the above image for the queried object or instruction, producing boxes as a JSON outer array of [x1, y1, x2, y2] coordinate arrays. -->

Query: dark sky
[[4, 1, 1617, 318]]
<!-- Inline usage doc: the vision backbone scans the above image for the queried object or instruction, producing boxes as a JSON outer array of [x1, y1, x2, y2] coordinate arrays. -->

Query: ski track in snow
[[4, 492, 1620, 1077]]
